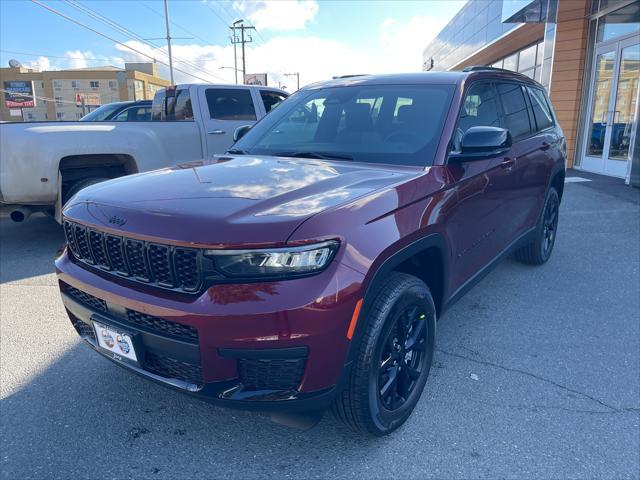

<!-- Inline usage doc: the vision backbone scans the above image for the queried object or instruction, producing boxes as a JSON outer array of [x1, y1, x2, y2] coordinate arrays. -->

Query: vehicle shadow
[[0, 214, 64, 284], [0, 341, 394, 479]]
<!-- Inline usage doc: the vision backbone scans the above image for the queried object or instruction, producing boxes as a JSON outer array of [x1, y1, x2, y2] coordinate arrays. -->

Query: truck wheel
[[514, 186, 560, 265], [332, 272, 436, 436], [63, 177, 109, 206]]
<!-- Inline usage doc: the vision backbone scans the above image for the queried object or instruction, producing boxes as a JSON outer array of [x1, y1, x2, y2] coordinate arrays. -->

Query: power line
[[30, 0, 225, 84], [63, 0, 226, 82], [0, 89, 78, 105], [137, 1, 216, 47]]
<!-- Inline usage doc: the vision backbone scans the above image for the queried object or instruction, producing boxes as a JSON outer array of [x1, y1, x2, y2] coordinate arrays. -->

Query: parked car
[[56, 68, 566, 435], [0, 84, 288, 222], [80, 100, 152, 122]]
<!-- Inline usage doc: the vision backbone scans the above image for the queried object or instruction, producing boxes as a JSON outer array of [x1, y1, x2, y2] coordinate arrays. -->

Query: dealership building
[[0, 62, 169, 122], [423, 0, 639, 185]]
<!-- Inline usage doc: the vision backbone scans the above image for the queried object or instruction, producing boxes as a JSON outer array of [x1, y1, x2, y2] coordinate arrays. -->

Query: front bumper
[[56, 250, 363, 412]]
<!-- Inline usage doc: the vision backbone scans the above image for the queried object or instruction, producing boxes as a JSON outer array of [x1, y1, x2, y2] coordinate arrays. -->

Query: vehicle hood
[[64, 155, 421, 246]]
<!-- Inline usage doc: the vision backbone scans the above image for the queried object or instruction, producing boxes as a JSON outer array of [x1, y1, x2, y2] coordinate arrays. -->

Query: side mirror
[[233, 124, 252, 142], [449, 126, 512, 162]]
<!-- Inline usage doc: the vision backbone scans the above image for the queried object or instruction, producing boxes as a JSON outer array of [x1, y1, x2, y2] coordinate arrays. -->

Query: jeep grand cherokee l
[[56, 68, 566, 435]]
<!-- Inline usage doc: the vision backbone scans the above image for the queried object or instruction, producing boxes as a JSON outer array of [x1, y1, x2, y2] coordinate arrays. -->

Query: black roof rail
[[332, 74, 369, 79], [462, 66, 518, 74]]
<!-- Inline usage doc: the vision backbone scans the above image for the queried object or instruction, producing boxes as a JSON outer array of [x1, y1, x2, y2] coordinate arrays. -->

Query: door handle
[[540, 141, 551, 151], [208, 129, 225, 135], [500, 157, 515, 170]]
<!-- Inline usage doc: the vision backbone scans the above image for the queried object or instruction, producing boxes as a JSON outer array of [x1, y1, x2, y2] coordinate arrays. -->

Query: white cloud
[[379, 15, 450, 72], [232, 0, 318, 31], [104, 14, 447, 90], [64, 50, 94, 69], [24, 56, 51, 72]]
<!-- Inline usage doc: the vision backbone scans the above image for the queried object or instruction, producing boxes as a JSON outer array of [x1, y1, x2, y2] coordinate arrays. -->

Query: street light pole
[[163, 0, 174, 84]]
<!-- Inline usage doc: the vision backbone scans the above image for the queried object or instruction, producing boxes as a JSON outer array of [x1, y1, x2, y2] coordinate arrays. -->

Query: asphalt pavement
[[1, 172, 639, 479]]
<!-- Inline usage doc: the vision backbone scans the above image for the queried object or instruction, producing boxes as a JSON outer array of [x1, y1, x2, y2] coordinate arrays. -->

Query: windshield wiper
[[273, 151, 354, 161], [226, 148, 248, 155]]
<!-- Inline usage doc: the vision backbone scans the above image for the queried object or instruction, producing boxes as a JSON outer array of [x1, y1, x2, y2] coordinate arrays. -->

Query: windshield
[[80, 103, 126, 121], [233, 84, 455, 166]]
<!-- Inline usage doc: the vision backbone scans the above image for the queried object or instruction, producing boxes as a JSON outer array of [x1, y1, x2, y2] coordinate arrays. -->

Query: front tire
[[332, 272, 436, 436], [515, 186, 560, 265], [63, 177, 109, 206]]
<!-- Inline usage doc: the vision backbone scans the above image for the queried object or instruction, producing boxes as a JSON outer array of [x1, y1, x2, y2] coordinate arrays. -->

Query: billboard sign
[[75, 93, 101, 107], [3, 81, 36, 108], [244, 73, 268, 86]]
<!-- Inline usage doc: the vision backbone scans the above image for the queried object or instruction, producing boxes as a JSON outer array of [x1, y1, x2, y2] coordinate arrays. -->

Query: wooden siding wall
[[548, 0, 591, 168]]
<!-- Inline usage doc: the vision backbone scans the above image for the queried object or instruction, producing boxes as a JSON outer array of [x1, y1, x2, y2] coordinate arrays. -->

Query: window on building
[[496, 83, 532, 138], [205, 88, 256, 120], [71, 80, 80, 89], [53, 80, 62, 90], [40, 82, 45, 89], [90, 81, 99, 88], [108, 80, 117, 89], [56, 112, 65, 120], [527, 87, 554, 131], [503, 54, 518, 71], [27, 113, 34, 120], [453, 82, 501, 151], [55, 96, 63, 106]]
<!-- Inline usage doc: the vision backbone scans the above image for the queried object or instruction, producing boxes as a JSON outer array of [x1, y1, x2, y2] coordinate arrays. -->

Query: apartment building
[[0, 61, 169, 121]]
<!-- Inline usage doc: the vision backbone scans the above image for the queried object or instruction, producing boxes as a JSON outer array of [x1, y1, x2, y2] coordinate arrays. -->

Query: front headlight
[[204, 240, 339, 279]]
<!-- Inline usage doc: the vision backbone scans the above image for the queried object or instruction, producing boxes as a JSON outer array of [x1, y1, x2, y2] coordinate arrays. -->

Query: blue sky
[[0, 0, 467, 88]]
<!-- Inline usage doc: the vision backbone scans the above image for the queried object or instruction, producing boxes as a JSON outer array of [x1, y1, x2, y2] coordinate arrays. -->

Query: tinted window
[[260, 91, 287, 113], [497, 83, 532, 138], [453, 82, 501, 151], [80, 103, 124, 121], [151, 89, 192, 121], [233, 84, 455, 167], [206, 88, 256, 120], [527, 86, 554, 131], [113, 106, 152, 121]]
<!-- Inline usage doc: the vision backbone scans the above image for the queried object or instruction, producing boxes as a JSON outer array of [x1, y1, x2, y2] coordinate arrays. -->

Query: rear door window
[[496, 83, 532, 138], [205, 88, 257, 120], [260, 90, 287, 113], [526, 86, 554, 131]]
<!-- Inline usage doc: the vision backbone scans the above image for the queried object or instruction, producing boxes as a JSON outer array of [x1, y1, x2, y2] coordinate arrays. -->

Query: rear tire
[[63, 177, 109, 206], [332, 272, 436, 436], [514, 186, 560, 265]]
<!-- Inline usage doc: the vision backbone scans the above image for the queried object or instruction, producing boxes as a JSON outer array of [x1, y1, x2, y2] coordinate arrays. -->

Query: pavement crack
[[437, 349, 621, 412]]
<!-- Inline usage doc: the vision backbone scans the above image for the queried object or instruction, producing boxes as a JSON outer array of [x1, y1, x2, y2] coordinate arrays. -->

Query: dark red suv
[[56, 68, 566, 435]]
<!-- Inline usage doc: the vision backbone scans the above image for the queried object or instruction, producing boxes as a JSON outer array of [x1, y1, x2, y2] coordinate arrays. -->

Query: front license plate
[[93, 322, 138, 363]]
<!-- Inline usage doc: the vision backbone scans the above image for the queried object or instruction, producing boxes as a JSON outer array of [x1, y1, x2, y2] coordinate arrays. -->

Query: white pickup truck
[[0, 83, 287, 222]]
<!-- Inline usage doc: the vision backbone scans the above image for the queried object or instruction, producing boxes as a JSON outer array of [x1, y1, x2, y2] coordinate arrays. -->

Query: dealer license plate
[[93, 322, 138, 363]]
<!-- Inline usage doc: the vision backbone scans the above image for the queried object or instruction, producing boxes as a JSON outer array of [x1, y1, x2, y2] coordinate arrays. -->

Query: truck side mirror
[[233, 125, 252, 142]]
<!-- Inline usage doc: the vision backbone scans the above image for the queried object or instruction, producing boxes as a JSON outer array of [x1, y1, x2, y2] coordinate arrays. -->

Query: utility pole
[[230, 19, 243, 85], [230, 20, 255, 84], [163, 0, 174, 84], [284, 72, 300, 91]]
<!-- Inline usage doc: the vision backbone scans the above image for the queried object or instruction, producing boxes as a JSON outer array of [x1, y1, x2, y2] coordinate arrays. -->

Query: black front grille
[[238, 358, 306, 391], [144, 351, 203, 386], [64, 284, 107, 312], [63, 220, 202, 293], [126, 310, 198, 344]]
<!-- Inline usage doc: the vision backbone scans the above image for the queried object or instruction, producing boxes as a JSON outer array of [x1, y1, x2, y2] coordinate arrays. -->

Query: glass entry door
[[581, 35, 639, 178]]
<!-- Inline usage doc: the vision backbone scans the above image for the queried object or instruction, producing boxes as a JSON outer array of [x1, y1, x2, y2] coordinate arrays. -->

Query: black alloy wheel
[[377, 305, 427, 410]]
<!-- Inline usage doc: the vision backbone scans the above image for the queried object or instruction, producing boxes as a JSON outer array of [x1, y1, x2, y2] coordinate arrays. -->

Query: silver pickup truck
[[0, 83, 287, 222]]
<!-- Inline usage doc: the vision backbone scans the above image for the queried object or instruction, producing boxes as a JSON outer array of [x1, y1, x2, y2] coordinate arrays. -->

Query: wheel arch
[[346, 233, 449, 364]]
